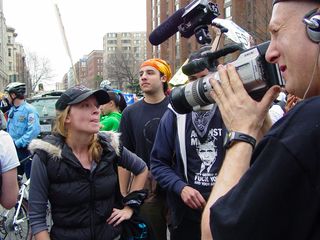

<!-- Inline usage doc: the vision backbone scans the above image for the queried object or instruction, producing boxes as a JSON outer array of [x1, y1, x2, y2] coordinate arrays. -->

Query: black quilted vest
[[38, 134, 122, 240]]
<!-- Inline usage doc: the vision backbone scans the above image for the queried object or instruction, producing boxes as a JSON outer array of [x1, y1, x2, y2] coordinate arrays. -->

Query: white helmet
[[100, 80, 112, 91], [5, 82, 26, 97]]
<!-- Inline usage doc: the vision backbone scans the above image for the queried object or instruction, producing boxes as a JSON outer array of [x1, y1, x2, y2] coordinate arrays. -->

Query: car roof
[[30, 90, 65, 99]]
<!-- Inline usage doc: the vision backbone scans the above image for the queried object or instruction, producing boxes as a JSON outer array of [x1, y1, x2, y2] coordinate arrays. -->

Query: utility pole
[[52, 1, 79, 85]]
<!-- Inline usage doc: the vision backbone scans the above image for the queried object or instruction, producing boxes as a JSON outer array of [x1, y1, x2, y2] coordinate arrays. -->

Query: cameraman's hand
[[209, 64, 280, 139], [181, 186, 206, 210]]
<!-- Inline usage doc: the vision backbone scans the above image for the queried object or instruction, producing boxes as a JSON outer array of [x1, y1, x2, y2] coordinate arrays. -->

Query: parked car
[[27, 90, 64, 138]]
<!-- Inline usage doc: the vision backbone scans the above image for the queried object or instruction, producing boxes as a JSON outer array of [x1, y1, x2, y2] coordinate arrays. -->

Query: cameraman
[[202, 1, 320, 240], [150, 28, 226, 240]]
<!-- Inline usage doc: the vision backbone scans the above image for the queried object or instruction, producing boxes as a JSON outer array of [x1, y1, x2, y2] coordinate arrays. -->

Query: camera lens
[[170, 76, 215, 114], [169, 87, 193, 114]]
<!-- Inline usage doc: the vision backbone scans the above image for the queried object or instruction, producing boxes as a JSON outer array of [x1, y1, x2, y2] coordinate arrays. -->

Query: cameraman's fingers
[[209, 76, 227, 107], [217, 65, 234, 98], [226, 64, 247, 97], [260, 86, 281, 112]]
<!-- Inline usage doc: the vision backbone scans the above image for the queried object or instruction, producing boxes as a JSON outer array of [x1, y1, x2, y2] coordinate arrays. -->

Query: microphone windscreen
[[149, 8, 185, 46]]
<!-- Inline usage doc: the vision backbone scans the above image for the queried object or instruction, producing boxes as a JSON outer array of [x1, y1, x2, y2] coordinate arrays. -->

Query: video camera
[[148, 0, 284, 114], [178, 0, 220, 44], [170, 41, 285, 114]]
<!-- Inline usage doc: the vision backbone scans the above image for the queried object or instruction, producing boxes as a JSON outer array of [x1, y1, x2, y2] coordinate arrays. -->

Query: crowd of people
[[0, 0, 319, 239]]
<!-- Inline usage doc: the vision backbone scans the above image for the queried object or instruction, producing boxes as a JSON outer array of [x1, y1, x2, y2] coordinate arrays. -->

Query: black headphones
[[303, 8, 320, 43]]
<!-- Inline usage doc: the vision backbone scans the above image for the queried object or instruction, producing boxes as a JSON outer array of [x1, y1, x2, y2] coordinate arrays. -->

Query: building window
[[8, 36, 11, 44], [107, 47, 117, 51], [225, 6, 232, 18], [134, 47, 140, 52], [152, 0, 156, 19], [175, 1, 179, 10], [107, 33, 117, 38], [157, 0, 160, 13], [8, 48, 11, 57], [152, 18, 156, 30], [121, 39, 131, 44], [9, 62, 12, 71], [107, 40, 117, 45]]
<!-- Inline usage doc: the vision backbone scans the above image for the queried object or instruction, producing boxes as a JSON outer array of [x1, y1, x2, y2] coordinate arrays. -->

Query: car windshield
[[29, 98, 57, 118]]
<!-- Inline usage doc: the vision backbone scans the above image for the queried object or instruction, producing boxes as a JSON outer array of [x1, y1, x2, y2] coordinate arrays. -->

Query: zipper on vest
[[88, 174, 96, 240]]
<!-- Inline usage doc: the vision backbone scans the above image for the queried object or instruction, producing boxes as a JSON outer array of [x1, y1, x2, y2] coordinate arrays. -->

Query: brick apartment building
[[146, 0, 272, 73], [76, 57, 88, 87], [87, 50, 103, 89], [69, 50, 103, 89]]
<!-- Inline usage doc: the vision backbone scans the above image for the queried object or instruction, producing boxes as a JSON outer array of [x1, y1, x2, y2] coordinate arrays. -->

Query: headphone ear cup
[[306, 14, 320, 43]]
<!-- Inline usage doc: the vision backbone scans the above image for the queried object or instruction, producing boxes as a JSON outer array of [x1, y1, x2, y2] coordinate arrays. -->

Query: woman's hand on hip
[[106, 206, 134, 226]]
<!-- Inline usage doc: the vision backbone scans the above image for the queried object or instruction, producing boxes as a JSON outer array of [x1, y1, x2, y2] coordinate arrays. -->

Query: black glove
[[122, 189, 148, 214]]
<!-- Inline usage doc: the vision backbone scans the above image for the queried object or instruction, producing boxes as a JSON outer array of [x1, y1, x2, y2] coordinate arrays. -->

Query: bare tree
[[104, 49, 141, 94], [26, 52, 55, 91]]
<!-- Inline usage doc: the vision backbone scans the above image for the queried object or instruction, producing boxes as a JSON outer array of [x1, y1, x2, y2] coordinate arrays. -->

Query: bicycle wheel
[[0, 199, 32, 240]]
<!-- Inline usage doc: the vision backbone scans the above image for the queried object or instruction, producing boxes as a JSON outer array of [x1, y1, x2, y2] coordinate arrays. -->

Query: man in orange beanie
[[119, 58, 172, 240]]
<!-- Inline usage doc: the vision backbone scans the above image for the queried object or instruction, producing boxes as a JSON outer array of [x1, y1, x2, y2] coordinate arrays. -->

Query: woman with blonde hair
[[28, 85, 148, 240]]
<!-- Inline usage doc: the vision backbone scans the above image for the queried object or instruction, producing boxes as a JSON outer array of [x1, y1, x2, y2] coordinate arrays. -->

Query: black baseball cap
[[55, 85, 110, 111]]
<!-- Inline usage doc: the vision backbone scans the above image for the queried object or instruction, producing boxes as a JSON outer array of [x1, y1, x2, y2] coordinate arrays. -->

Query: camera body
[[178, 0, 220, 44], [170, 41, 285, 114]]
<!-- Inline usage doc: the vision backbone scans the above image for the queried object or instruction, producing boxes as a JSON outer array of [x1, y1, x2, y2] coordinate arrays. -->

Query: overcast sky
[[3, 0, 146, 89]]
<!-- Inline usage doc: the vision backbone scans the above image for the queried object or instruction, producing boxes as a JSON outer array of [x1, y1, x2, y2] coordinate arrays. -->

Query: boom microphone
[[202, 44, 244, 60], [182, 44, 244, 76], [149, 8, 185, 46]]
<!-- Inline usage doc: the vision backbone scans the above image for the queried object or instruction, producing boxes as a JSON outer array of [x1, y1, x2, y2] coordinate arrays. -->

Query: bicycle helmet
[[5, 82, 26, 98], [100, 80, 113, 91]]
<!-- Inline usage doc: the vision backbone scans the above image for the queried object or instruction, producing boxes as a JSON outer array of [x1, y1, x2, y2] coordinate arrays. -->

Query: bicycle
[[0, 174, 31, 240]]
